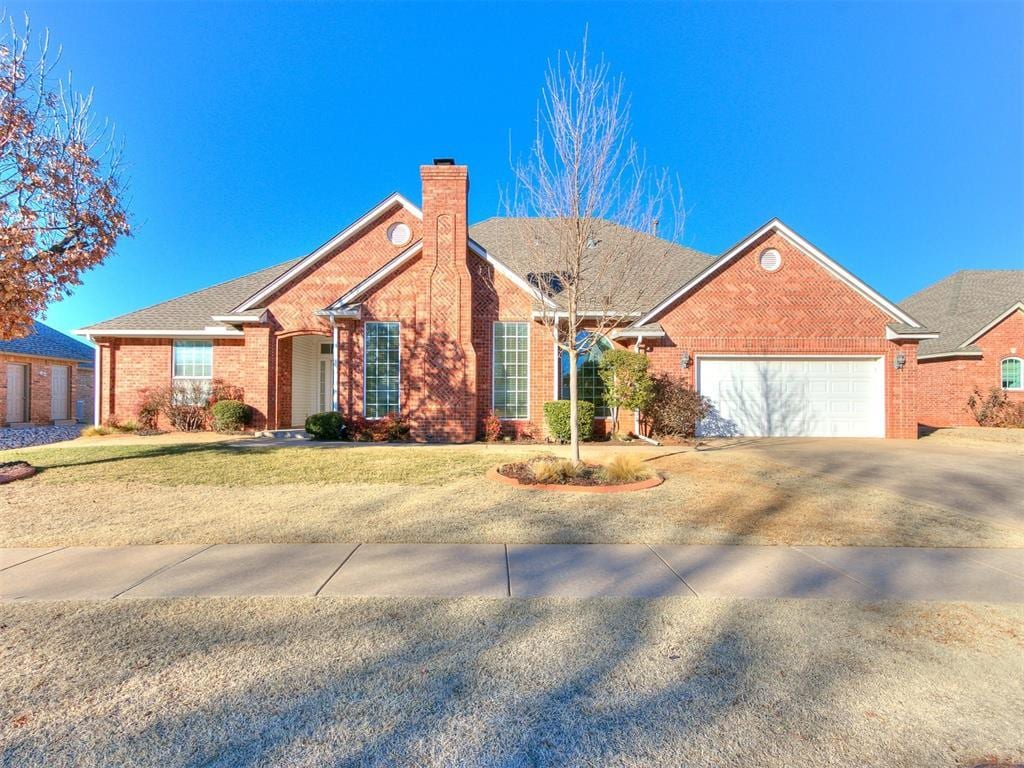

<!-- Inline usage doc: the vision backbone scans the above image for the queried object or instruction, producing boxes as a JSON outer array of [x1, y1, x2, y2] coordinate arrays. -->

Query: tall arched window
[[1001, 357, 1022, 391], [560, 332, 612, 417]]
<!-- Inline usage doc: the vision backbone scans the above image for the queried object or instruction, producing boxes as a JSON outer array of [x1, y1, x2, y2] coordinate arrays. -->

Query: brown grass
[[2, 442, 1021, 548], [1, 597, 1021, 767]]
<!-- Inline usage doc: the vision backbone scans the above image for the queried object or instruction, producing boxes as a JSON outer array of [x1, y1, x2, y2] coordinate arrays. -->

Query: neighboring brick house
[[1, 321, 95, 427], [901, 271, 1024, 427], [77, 160, 940, 440]]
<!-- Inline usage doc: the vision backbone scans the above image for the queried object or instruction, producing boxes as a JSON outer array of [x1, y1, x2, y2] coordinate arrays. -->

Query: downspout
[[633, 335, 660, 446], [90, 335, 101, 426]]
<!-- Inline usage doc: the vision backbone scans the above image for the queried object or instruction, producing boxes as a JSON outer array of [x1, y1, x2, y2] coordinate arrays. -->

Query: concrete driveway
[[720, 438, 1022, 526]]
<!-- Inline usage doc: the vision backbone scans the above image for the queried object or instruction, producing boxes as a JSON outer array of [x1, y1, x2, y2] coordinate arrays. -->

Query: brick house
[[77, 160, 968, 440], [901, 271, 1024, 427], [1, 321, 95, 427]]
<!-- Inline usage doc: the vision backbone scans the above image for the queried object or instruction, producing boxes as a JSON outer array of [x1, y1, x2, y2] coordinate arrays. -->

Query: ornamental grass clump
[[531, 458, 580, 484], [598, 453, 653, 484]]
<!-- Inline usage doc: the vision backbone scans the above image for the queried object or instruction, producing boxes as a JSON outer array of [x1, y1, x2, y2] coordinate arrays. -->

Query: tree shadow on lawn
[[6, 594, 1005, 767]]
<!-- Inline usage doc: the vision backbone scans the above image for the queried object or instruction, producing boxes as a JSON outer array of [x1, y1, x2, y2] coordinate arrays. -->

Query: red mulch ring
[[490, 459, 663, 494], [0, 461, 37, 485]]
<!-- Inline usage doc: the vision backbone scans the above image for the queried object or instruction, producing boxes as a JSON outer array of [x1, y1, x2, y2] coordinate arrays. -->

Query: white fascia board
[[73, 328, 244, 338], [884, 327, 940, 340], [635, 218, 924, 328], [611, 327, 666, 338], [210, 311, 267, 324], [530, 310, 642, 320], [959, 302, 1024, 348], [917, 350, 984, 361], [232, 192, 422, 312], [329, 241, 423, 307], [468, 238, 558, 309]]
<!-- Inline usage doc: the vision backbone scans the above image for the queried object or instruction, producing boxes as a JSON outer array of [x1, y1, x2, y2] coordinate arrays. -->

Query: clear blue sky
[[21, 1, 1024, 339]]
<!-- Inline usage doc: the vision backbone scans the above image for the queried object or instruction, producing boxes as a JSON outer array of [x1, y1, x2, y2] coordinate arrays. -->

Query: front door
[[6, 363, 28, 424], [50, 365, 70, 420]]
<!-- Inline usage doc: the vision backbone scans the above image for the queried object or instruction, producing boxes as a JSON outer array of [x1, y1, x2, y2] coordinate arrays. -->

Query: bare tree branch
[[494, 32, 685, 462]]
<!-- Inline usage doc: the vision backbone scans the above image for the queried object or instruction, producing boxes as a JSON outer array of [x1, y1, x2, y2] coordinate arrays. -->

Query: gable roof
[[1, 321, 95, 363], [901, 270, 1024, 358], [77, 258, 301, 335], [634, 218, 924, 328], [232, 193, 423, 313], [469, 218, 714, 312]]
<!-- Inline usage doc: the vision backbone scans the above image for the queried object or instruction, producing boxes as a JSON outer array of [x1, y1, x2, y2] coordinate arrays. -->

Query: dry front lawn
[[2, 442, 1022, 548], [1, 597, 1021, 767]]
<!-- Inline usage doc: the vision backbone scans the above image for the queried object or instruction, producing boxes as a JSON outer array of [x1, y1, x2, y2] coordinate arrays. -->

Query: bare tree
[[0, 13, 130, 339], [505, 33, 684, 464]]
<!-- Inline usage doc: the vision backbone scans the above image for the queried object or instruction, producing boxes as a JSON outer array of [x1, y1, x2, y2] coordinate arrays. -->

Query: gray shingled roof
[[470, 218, 713, 312], [901, 270, 1024, 357], [0, 321, 95, 363], [83, 259, 302, 332]]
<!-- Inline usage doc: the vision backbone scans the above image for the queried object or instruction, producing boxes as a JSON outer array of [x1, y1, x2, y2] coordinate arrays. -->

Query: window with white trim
[[493, 322, 529, 419], [1001, 357, 1022, 390], [172, 340, 213, 403], [364, 322, 400, 417]]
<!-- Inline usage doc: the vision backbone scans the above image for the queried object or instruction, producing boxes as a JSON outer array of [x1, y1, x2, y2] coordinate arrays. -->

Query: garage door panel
[[697, 357, 883, 438]]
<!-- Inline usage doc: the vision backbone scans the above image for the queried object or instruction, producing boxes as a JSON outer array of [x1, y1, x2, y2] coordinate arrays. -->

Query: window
[[493, 322, 530, 419], [560, 332, 612, 417], [1001, 357, 1022, 390], [364, 322, 400, 417], [173, 340, 213, 380], [172, 340, 213, 403]]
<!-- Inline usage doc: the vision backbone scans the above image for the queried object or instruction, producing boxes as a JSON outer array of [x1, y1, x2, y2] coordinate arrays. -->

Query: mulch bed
[[491, 458, 664, 494], [0, 461, 37, 485]]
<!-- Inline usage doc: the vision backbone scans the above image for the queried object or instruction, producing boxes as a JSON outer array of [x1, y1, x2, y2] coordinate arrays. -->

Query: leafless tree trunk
[[504, 32, 685, 464]]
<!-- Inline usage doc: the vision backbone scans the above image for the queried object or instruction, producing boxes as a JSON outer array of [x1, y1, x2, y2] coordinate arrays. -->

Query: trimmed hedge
[[305, 411, 347, 441], [211, 399, 249, 432], [543, 400, 596, 443]]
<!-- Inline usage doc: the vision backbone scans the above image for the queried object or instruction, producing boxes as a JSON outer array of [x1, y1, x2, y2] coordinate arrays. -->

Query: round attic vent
[[759, 248, 781, 272], [387, 222, 411, 247]]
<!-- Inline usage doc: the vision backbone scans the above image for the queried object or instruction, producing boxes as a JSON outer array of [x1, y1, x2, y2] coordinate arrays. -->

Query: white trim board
[[634, 218, 924, 329], [959, 302, 1024, 348], [73, 328, 244, 338], [233, 192, 423, 312]]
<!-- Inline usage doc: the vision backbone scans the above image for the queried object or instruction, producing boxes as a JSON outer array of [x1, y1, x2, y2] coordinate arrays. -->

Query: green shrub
[[304, 411, 347, 440], [211, 399, 249, 432], [543, 400, 595, 443]]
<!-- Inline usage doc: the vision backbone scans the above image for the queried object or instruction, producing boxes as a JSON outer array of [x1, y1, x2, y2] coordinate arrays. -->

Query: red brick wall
[[264, 206, 422, 335], [1, 353, 89, 426], [470, 261, 555, 439], [917, 309, 1024, 427], [643, 231, 919, 438], [95, 337, 264, 428]]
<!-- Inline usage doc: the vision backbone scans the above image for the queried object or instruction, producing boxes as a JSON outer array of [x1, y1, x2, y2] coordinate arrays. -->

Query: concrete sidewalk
[[1, 543, 1022, 602]]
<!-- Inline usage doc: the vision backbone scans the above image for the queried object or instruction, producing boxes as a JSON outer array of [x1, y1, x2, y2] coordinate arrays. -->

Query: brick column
[[241, 325, 275, 430]]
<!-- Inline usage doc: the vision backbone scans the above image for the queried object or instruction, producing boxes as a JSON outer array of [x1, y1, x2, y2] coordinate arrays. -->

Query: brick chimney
[[413, 159, 477, 441]]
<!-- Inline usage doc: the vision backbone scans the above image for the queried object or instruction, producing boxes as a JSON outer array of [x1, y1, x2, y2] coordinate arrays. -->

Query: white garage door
[[697, 357, 884, 438]]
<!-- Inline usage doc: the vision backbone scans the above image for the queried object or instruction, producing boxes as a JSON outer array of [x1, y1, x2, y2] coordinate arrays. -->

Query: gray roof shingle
[[83, 259, 302, 333], [0, 321, 95, 363], [901, 270, 1024, 356], [469, 218, 713, 312]]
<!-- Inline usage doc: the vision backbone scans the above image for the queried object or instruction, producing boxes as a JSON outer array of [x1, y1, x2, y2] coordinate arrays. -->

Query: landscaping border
[[487, 465, 664, 493], [0, 462, 37, 485]]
